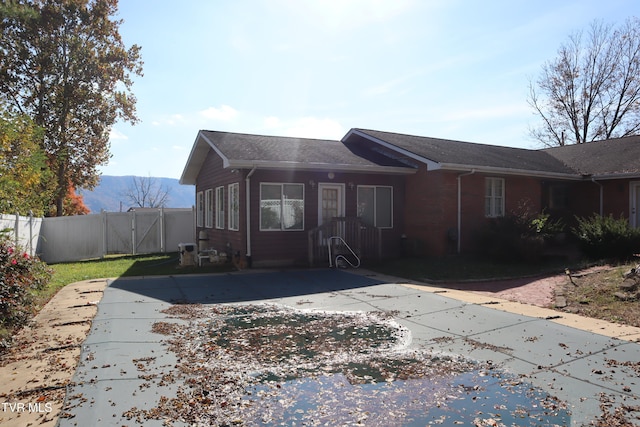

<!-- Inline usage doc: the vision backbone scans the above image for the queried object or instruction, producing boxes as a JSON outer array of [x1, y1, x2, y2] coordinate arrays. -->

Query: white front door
[[318, 183, 345, 237], [631, 182, 640, 228]]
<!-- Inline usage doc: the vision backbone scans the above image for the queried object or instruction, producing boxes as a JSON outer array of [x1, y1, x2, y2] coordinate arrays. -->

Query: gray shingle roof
[[199, 130, 410, 168], [182, 128, 640, 185], [544, 135, 640, 176], [353, 129, 577, 175], [180, 130, 415, 185], [353, 129, 640, 177]]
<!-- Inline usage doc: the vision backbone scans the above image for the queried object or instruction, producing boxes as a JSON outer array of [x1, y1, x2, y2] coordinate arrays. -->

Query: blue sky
[[103, 0, 639, 180]]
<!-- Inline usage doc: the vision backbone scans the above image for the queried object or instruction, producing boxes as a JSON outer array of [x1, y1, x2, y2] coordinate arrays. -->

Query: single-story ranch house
[[180, 128, 640, 267]]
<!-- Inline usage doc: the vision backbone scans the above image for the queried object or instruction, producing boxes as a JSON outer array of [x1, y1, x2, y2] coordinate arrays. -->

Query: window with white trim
[[357, 186, 393, 228], [215, 186, 224, 229], [260, 183, 304, 231], [228, 183, 240, 231], [196, 191, 204, 227], [485, 177, 505, 217], [205, 189, 213, 228]]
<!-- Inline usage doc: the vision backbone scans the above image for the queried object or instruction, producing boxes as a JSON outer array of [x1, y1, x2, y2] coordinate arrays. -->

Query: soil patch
[[0, 279, 108, 427], [441, 266, 613, 309], [558, 265, 640, 328]]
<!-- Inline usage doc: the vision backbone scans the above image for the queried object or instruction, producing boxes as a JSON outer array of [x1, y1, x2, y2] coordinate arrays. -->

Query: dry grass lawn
[[561, 263, 640, 328]]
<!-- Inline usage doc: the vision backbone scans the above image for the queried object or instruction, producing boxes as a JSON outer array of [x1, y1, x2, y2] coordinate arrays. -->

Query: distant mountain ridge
[[79, 175, 195, 213]]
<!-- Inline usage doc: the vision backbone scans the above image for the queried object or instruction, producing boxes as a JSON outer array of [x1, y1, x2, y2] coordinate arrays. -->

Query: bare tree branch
[[123, 176, 171, 209], [528, 17, 640, 146]]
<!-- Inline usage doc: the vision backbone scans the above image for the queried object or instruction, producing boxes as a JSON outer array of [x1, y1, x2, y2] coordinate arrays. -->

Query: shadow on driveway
[[108, 268, 384, 304]]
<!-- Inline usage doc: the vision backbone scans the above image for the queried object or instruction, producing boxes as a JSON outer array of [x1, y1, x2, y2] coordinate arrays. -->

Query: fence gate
[[132, 210, 162, 255], [105, 212, 133, 254]]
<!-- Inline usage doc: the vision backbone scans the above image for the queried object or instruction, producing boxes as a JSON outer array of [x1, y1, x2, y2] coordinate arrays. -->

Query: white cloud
[[148, 105, 239, 128], [166, 114, 186, 126], [109, 128, 128, 141], [263, 116, 281, 128], [364, 75, 411, 97], [283, 117, 345, 140], [199, 105, 238, 122]]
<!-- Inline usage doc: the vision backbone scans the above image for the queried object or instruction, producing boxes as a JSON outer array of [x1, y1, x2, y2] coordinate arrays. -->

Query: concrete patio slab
[[403, 282, 640, 342], [56, 269, 640, 426]]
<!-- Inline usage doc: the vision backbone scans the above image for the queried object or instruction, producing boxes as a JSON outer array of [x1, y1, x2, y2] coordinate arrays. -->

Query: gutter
[[440, 163, 582, 180], [591, 177, 603, 216], [589, 172, 640, 180], [228, 159, 416, 175], [457, 170, 475, 253], [245, 166, 257, 263]]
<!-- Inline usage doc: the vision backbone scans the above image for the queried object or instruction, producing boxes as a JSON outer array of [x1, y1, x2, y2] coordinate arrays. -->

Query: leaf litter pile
[[125, 303, 570, 426]]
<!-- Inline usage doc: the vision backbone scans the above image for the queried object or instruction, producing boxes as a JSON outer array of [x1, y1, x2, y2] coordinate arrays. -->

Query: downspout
[[245, 167, 257, 265], [591, 177, 603, 216], [457, 170, 475, 253]]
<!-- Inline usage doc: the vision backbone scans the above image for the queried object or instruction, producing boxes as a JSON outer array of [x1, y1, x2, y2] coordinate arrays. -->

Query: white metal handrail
[[327, 236, 360, 268]]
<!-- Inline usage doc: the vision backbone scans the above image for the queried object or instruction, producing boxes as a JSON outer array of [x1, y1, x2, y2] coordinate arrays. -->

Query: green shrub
[[0, 235, 52, 349], [474, 201, 563, 263], [572, 214, 640, 261], [475, 215, 545, 262]]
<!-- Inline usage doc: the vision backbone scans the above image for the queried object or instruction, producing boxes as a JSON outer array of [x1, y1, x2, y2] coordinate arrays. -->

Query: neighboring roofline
[[343, 129, 442, 171]]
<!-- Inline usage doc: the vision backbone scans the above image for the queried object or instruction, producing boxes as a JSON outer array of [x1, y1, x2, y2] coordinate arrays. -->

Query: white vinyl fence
[[0, 212, 43, 256], [1, 208, 195, 264]]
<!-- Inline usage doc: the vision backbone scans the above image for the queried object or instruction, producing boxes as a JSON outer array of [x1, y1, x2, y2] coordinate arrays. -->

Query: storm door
[[318, 183, 345, 239]]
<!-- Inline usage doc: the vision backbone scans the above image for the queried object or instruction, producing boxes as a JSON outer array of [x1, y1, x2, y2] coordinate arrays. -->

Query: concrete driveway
[[58, 269, 640, 426]]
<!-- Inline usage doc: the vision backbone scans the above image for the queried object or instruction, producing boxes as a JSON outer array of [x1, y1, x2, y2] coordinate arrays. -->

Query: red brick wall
[[568, 179, 632, 219], [403, 168, 545, 256], [602, 180, 631, 218], [403, 168, 456, 255]]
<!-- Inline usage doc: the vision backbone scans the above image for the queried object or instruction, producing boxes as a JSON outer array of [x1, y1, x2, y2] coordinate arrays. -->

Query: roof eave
[[343, 128, 442, 171], [590, 172, 640, 180], [439, 163, 583, 180], [179, 131, 231, 185], [228, 160, 416, 175]]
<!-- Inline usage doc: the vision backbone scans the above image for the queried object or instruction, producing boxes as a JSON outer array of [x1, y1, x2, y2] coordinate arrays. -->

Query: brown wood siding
[[247, 169, 406, 265], [194, 150, 244, 256]]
